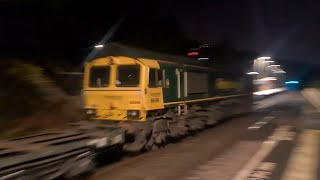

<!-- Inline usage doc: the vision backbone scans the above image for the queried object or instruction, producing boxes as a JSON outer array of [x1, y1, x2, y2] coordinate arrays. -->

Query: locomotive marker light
[[86, 109, 96, 115], [127, 110, 139, 117]]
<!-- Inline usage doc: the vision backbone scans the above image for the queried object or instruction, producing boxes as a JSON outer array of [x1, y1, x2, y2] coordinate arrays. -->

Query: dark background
[[2, 0, 320, 83]]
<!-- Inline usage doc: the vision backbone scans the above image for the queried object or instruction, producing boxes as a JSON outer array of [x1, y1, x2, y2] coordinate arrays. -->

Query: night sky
[[2, 0, 320, 65], [157, 0, 320, 64]]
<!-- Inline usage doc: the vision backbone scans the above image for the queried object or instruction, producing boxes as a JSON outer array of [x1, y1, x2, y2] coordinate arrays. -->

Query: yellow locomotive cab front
[[82, 56, 164, 121]]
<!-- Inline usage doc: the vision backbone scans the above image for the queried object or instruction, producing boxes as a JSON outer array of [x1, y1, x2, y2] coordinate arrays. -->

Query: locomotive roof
[[91, 43, 244, 75], [92, 43, 208, 67]]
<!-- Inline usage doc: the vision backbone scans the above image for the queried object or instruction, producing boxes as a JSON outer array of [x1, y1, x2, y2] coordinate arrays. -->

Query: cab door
[[175, 68, 187, 100], [145, 68, 164, 110], [175, 68, 188, 115]]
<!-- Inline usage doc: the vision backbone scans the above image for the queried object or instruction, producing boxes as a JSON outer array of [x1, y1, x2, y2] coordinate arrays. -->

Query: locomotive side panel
[[214, 72, 245, 96], [159, 63, 180, 103], [185, 70, 210, 100]]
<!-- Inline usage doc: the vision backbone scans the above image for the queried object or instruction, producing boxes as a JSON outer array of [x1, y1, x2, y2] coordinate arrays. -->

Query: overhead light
[[247, 72, 259, 75], [95, 44, 104, 48], [262, 60, 274, 63], [268, 65, 280, 67], [198, 57, 209, 60], [257, 57, 271, 60], [259, 77, 277, 81], [285, 81, 299, 84], [274, 70, 286, 73], [253, 87, 286, 96]]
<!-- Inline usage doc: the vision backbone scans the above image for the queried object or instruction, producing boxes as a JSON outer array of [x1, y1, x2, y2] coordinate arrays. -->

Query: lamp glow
[[247, 72, 259, 75], [260, 77, 277, 81], [262, 60, 274, 63], [257, 57, 271, 60], [95, 44, 104, 48], [285, 81, 299, 84], [198, 57, 209, 60], [274, 70, 286, 73]]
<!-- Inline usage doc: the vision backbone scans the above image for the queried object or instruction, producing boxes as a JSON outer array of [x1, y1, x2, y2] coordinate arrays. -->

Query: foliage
[[0, 60, 44, 122], [0, 60, 83, 136]]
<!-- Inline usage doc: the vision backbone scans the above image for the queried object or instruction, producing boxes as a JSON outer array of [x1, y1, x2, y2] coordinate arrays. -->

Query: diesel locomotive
[[82, 43, 252, 151]]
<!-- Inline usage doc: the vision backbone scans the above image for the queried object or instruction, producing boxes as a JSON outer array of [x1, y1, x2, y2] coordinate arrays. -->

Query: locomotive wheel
[[123, 129, 148, 152], [145, 118, 170, 151], [122, 123, 152, 153]]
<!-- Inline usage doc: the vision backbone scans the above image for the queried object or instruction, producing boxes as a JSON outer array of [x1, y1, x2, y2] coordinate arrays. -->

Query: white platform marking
[[233, 125, 295, 180], [248, 116, 275, 130], [281, 130, 320, 180]]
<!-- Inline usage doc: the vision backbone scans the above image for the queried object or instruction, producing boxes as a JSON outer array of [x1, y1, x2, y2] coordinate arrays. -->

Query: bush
[[0, 61, 44, 123], [0, 60, 84, 137]]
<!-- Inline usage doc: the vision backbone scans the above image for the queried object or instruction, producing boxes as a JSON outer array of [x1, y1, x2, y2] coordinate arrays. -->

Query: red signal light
[[188, 52, 198, 56]]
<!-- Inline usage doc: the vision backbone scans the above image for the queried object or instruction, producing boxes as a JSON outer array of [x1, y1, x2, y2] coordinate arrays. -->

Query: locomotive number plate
[[150, 97, 160, 103]]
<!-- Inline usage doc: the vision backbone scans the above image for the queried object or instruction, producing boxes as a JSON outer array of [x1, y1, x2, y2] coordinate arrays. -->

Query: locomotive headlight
[[86, 109, 96, 115], [127, 110, 139, 117]]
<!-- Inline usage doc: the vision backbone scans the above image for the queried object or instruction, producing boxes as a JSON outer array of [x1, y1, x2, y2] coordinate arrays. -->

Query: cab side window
[[149, 68, 163, 87]]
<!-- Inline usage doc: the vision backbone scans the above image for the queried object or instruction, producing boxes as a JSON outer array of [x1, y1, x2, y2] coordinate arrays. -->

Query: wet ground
[[90, 92, 320, 180]]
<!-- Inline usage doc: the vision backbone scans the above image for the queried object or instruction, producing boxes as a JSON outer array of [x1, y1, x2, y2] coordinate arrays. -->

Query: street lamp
[[257, 56, 271, 60], [95, 44, 104, 48], [247, 71, 259, 75], [274, 70, 286, 74], [262, 60, 274, 63], [198, 57, 209, 61], [285, 81, 299, 84], [260, 77, 277, 81], [268, 65, 280, 67]]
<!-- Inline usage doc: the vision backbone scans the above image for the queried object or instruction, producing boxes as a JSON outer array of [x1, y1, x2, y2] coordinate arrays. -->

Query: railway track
[[0, 99, 250, 179], [0, 122, 124, 179]]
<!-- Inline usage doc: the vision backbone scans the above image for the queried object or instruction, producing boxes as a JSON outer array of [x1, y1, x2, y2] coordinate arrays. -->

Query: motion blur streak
[[253, 87, 286, 96]]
